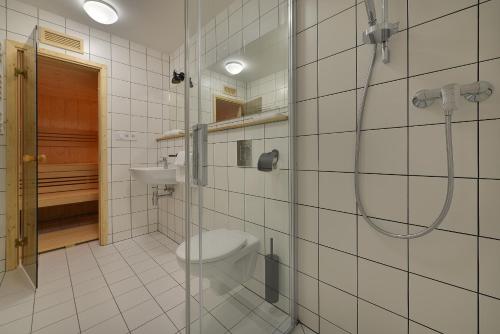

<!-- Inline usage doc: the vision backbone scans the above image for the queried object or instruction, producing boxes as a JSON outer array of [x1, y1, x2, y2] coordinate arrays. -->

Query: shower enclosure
[[179, 0, 296, 332]]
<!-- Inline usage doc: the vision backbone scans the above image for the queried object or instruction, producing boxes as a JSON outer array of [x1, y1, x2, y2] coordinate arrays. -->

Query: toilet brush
[[265, 238, 279, 303]]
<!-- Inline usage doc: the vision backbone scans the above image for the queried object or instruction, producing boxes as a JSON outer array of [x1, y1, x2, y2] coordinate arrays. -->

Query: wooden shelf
[[156, 112, 288, 142]]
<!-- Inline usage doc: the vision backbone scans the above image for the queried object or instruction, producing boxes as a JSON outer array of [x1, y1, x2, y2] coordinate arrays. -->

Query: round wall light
[[225, 61, 245, 75], [83, 0, 119, 25]]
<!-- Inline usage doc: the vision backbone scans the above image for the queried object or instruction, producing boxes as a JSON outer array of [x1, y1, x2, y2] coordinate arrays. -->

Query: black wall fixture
[[171, 70, 194, 88]]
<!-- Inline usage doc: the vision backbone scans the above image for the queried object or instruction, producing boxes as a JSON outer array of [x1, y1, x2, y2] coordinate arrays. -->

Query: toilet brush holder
[[265, 238, 280, 303]]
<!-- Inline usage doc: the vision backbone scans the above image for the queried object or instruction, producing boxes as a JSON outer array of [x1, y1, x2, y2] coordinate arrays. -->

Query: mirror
[[199, 11, 289, 125], [213, 95, 243, 122]]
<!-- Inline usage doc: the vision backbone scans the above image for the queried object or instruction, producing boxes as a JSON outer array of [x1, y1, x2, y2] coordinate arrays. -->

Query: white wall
[[0, 0, 183, 272], [295, 0, 500, 332]]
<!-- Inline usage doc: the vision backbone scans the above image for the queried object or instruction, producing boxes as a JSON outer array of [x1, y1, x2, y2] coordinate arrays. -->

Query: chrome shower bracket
[[362, 21, 399, 64], [412, 81, 494, 109], [362, 21, 399, 45]]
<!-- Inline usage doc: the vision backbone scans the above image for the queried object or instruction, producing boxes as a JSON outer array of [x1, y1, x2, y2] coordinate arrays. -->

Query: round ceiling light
[[83, 0, 118, 25], [225, 61, 245, 75]]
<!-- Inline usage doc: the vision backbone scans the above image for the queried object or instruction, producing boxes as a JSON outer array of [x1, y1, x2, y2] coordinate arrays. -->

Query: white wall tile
[[38, 9, 64, 27], [479, 179, 500, 239], [318, 8, 355, 59], [112, 44, 130, 64], [260, 7, 278, 36], [296, 0, 317, 32], [409, 177, 477, 235], [408, 0, 475, 27], [319, 282, 357, 334], [7, 0, 36, 16], [479, 294, 500, 334], [410, 122, 477, 178], [409, 8, 477, 76], [319, 246, 356, 294], [359, 219, 408, 270], [410, 229, 477, 290], [479, 237, 500, 299], [242, 0, 259, 27], [479, 59, 500, 120], [318, 49, 356, 96], [90, 36, 111, 59], [319, 172, 355, 213], [358, 300, 408, 334], [318, 91, 356, 133], [7, 9, 36, 36], [319, 209, 356, 254], [297, 205, 318, 243], [409, 274, 477, 334], [296, 62, 317, 101], [479, 119, 500, 179], [297, 239, 318, 278], [359, 259, 408, 316], [479, 0, 500, 61]]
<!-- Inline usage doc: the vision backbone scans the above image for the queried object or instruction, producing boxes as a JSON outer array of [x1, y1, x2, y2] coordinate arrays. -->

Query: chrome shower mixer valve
[[412, 81, 494, 111]]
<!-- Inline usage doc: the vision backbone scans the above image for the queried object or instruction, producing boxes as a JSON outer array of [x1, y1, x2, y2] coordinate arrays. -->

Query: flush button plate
[[237, 140, 252, 167]]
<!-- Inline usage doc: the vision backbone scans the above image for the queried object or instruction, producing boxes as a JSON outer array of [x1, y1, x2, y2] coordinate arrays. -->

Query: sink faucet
[[159, 157, 168, 168]]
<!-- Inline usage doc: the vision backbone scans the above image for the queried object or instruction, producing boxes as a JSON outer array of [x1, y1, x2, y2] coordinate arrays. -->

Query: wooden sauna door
[[20, 28, 39, 288]]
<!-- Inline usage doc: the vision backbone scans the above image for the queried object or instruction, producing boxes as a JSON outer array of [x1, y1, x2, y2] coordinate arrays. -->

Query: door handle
[[22, 154, 46, 163], [22, 154, 35, 162], [192, 124, 208, 186]]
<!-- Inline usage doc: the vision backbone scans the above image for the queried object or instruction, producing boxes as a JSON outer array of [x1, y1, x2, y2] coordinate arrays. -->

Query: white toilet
[[176, 229, 260, 294]]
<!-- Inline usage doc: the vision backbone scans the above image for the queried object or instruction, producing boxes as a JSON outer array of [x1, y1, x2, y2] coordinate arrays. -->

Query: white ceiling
[[21, 0, 233, 54]]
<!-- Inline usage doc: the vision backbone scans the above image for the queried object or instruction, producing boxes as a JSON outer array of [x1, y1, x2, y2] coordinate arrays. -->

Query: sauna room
[[36, 55, 101, 252]]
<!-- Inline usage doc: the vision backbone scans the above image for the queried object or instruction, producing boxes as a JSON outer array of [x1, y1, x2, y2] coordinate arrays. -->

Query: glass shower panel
[[184, 1, 295, 333]]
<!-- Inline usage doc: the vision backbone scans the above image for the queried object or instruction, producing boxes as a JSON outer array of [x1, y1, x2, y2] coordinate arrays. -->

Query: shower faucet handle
[[412, 81, 494, 110]]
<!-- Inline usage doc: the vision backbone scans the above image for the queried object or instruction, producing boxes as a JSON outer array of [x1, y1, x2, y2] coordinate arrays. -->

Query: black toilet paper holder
[[257, 149, 279, 172]]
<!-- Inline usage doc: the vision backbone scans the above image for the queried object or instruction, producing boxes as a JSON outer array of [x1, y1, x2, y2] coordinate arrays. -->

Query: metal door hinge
[[15, 237, 28, 248], [15, 68, 27, 78]]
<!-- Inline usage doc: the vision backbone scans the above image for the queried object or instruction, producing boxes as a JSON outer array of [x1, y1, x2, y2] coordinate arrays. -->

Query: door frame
[[5, 40, 109, 271]]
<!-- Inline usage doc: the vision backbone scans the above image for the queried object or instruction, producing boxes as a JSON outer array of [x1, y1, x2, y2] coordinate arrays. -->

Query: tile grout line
[[88, 243, 133, 334], [315, 0, 320, 331], [476, 1, 481, 333], [354, 0, 361, 332], [63, 248, 83, 333], [406, 0, 411, 330], [119, 239, 182, 332]]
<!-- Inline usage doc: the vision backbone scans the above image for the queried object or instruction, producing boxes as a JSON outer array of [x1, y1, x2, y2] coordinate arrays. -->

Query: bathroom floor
[[0, 232, 294, 334]]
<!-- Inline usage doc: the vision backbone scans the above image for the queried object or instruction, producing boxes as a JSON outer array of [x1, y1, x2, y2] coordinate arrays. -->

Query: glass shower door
[[184, 1, 296, 333], [19, 28, 39, 287]]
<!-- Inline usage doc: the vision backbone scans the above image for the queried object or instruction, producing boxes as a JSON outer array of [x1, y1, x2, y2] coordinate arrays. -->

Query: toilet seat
[[176, 229, 247, 264]]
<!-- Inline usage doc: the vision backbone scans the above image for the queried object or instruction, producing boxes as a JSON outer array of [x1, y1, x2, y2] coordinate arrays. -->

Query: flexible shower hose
[[354, 44, 455, 239]]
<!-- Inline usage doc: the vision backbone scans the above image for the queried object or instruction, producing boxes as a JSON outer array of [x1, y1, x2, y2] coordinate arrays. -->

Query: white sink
[[130, 167, 177, 185]]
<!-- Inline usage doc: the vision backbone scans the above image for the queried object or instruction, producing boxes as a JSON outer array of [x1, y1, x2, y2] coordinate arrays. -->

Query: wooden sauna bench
[[37, 163, 99, 252], [38, 163, 99, 208]]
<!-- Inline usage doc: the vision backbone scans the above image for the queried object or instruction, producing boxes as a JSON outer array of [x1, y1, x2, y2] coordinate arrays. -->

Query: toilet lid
[[176, 229, 247, 264]]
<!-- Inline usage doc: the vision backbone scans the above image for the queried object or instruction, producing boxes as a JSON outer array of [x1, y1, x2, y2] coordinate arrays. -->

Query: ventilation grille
[[39, 27, 84, 54]]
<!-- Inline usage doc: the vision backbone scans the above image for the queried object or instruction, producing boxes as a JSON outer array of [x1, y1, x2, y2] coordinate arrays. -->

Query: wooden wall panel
[[37, 56, 99, 164]]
